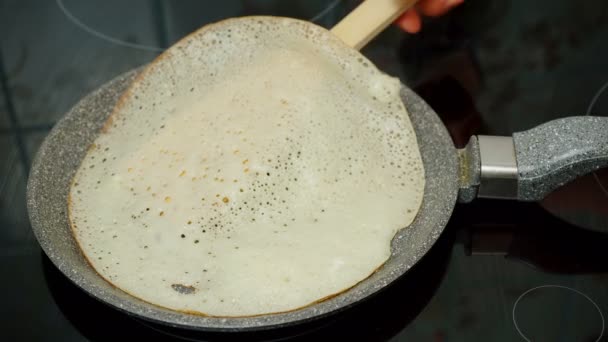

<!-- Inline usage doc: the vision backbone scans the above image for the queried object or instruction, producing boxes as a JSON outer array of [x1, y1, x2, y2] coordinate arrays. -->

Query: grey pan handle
[[458, 116, 608, 202]]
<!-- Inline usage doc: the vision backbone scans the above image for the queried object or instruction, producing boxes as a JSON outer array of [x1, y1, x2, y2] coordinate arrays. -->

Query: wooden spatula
[[331, 0, 419, 50]]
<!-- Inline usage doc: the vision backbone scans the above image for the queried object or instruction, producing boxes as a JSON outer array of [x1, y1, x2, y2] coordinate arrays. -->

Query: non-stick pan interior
[[26, 69, 459, 331]]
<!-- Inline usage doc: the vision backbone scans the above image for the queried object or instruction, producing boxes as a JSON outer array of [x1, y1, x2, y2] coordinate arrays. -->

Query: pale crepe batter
[[68, 17, 425, 317]]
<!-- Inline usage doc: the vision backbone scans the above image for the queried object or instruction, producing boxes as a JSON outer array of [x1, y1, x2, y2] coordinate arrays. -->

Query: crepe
[[68, 16, 425, 317]]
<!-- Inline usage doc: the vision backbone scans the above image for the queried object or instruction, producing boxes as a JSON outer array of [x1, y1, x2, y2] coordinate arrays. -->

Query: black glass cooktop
[[1, 1, 607, 341]]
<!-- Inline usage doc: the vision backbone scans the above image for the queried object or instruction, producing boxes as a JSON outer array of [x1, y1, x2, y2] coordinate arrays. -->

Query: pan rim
[[27, 70, 459, 331]]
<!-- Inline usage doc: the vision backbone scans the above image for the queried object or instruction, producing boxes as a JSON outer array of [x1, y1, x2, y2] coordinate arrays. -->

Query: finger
[[417, 0, 463, 18], [395, 9, 422, 34]]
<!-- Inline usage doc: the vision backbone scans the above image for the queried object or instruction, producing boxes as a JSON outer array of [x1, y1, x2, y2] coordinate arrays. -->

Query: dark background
[[1, 0, 608, 341]]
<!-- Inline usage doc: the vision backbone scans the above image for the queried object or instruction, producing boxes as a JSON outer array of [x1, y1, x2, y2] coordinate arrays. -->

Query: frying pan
[[26, 5, 608, 333], [26, 68, 608, 331]]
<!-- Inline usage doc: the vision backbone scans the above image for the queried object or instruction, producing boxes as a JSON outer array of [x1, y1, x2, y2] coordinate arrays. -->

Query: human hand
[[395, 0, 464, 33]]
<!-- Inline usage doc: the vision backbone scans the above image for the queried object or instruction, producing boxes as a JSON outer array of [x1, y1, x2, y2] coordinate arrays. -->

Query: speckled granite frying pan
[[25, 66, 608, 331]]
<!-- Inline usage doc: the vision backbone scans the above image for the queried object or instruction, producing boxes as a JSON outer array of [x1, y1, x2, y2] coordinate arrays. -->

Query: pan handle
[[457, 116, 608, 202]]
